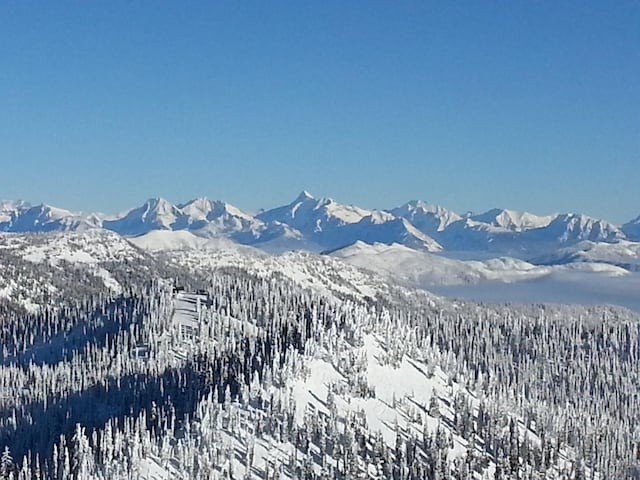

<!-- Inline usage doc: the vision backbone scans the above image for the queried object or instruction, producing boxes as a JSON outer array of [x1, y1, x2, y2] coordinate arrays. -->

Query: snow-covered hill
[[0, 229, 169, 311], [330, 241, 545, 287], [533, 239, 640, 271], [129, 230, 391, 301], [8, 228, 146, 265], [330, 240, 629, 287]]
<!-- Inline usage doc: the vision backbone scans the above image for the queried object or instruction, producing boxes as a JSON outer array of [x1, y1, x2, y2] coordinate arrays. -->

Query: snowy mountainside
[[128, 229, 266, 259], [256, 192, 444, 252], [329, 240, 640, 311], [257, 191, 372, 232], [623, 214, 640, 241], [328, 241, 630, 290], [434, 212, 624, 257], [533, 239, 640, 271], [12, 228, 146, 264], [330, 241, 547, 287], [0, 229, 166, 311], [102, 197, 184, 235], [129, 228, 253, 253], [469, 208, 555, 232], [0, 200, 30, 223], [337, 214, 443, 252], [129, 229, 640, 313], [390, 200, 462, 233], [0, 229, 150, 277], [527, 213, 624, 244], [175, 197, 264, 237], [0, 203, 101, 232], [129, 230, 398, 301]]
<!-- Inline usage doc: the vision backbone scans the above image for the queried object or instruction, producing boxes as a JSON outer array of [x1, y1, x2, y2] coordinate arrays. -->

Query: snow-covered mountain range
[[0, 192, 637, 260]]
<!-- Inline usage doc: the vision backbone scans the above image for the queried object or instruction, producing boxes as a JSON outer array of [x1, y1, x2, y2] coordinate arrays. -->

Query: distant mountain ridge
[[623, 215, 640, 241], [0, 191, 636, 258]]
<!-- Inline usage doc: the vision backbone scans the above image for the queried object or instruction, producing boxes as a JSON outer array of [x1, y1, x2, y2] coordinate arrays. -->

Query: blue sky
[[0, 2, 638, 222]]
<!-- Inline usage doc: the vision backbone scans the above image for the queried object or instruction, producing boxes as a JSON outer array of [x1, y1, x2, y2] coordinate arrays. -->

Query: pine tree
[[0, 447, 12, 479]]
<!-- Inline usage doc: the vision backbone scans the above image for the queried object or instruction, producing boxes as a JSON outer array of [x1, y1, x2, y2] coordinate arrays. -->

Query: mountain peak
[[179, 196, 210, 207], [471, 208, 556, 232], [406, 199, 436, 209], [144, 197, 172, 207], [141, 197, 177, 218], [295, 190, 314, 202], [391, 200, 462, 233], [1, 203, 99, 232], [622, 214, 640, 241]]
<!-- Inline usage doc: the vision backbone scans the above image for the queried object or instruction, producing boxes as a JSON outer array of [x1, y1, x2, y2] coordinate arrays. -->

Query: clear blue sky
[[0, 1, 638, 222]]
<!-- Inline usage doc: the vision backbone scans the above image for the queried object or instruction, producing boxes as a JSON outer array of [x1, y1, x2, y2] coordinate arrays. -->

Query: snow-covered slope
[[128, 229, 259, 257], [390, 200, 462, 233], [0, 229, 152, 308], [623, 214, 640, 241], [14, 228, 146, 265], [257, 191, 371, 232], [470, 208, 555, 231], [0, 204, 101, 232], [258, 193, 442, 252], [176, 197, 259, 233], [0, 200, 30, 224], [436, 212, 625, 257], [330, 240, 630, 293], [129, 230, 389, 300], [0, 239, 635, 478], [533, 239, 640, 271], [103, 197, 183, 235], [529, 213, 623, 244], [330, 241, 547, 287], [334, 214, 443, 252]]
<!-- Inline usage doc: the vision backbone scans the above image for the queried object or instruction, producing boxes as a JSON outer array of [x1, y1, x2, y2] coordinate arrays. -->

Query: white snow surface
[[330, 241, 640, 311], [534, 239, 640, 271], [128, 229, 246, 253], [330, 241, 626, 286], [291, 334, 472, 454], [258, 191, 372, 229], [470, 208, 556, 231], [0, 229, 147, 294], [390, 200, 462, 232]]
